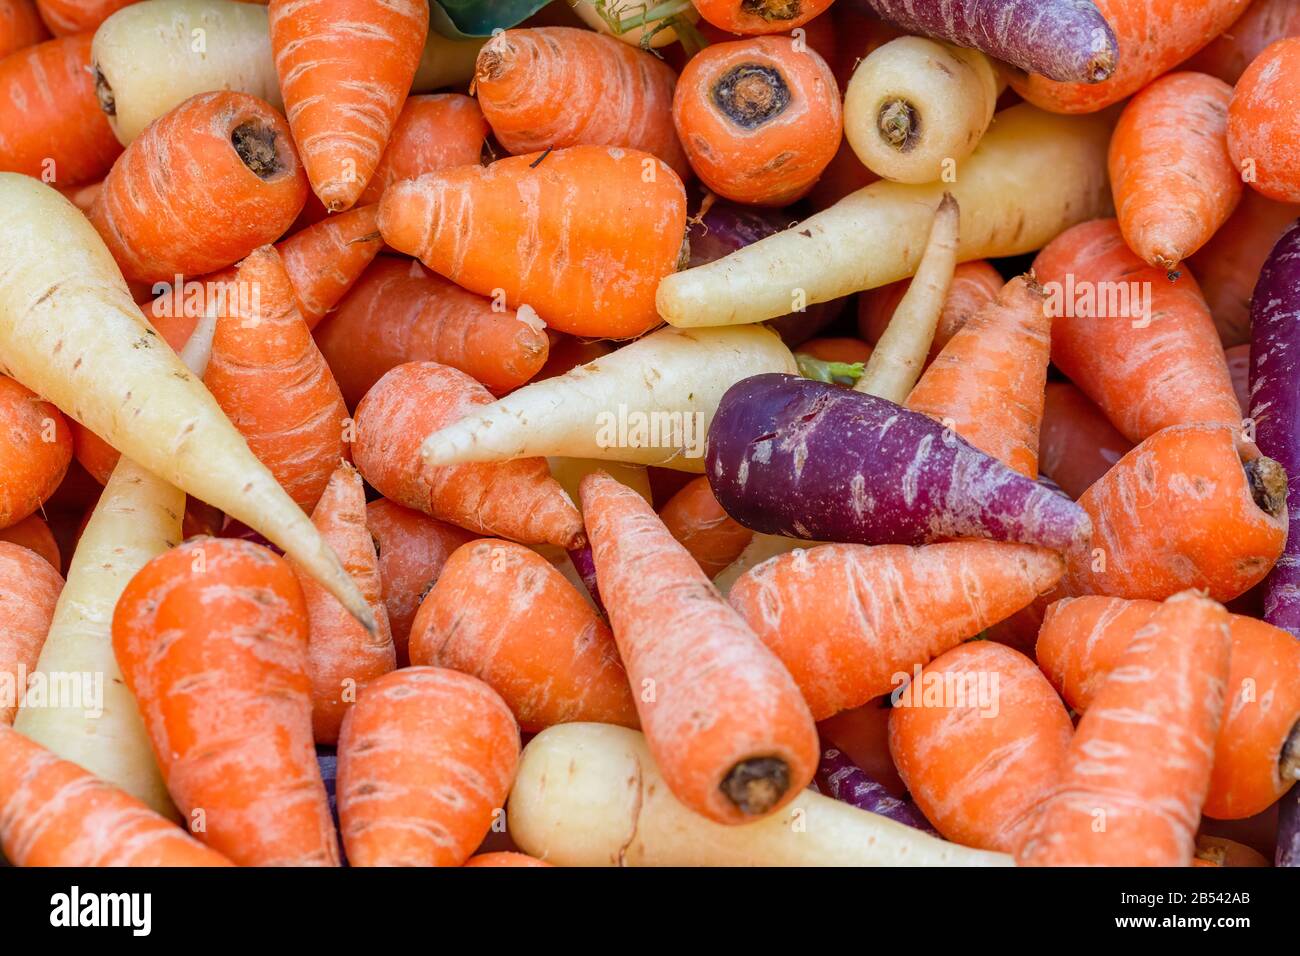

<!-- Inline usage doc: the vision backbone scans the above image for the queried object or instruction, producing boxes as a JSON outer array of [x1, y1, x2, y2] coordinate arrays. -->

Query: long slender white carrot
[[0, 174, 372, 632]]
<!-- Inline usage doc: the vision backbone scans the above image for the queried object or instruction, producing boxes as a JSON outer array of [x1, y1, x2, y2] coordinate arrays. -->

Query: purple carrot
[[816, 747, 937, 833], [864, 0, 1118, 83], [567, 544, 606, 617], [1249, 219, 1300, 636], [706, 374, 1092, 551], [316, 747, 347, 866]]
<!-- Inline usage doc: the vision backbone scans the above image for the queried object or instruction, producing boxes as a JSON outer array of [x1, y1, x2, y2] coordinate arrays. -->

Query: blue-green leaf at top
[[430, 0, 556, 39]]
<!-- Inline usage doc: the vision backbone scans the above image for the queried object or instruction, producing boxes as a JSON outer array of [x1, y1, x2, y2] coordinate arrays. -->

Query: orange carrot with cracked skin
[[357, 93, 486, 205], [580, 471, 819, 825], [0, 34, 122, 186], [379, 145, 687, 339], [0, 541, 62, 725], [1033, 219, 1241, 446], [1188, 0, 1300, 84], [659, 475, 753, 578], [409, 538, 638, 732], [1109, 72, 1242, 274], [112, 537, 340, 866], [293, 464, 394, 745], [905, 275, 1049, 478], [90, 90, 308, 283], [475, 27, 688, 179], [0, 725, 232, 866], [313, 257, 549, 404], [0, 374, 71, 529], [269, 0, 428, 211], [1064, 423, 1287, 602], [888, 641, 1074, 853], [0, 513, 59, 570], [0, 0, 46, 57], [1038, 382, 1132, 499], [204, 245, 350, 513], [1017, 591, 1231, 867], [337, 666, 519, 867], [1037, 595, 1300, 820], [351, 361, 584, 549], [857, 260, 1003, 364], [1228, 37, 1300, 203], [366, 497, 473, 667], [729, 541, 1064, 721], [463, 851, 551, 867]]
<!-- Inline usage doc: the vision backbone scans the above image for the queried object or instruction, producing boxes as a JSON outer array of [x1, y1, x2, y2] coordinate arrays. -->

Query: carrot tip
[[720, 756, 790, 815], [1085, 51, 1116, 84]]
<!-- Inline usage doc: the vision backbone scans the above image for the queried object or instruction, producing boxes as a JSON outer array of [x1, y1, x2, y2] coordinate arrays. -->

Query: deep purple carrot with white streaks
[[816, 747, 937, 834]]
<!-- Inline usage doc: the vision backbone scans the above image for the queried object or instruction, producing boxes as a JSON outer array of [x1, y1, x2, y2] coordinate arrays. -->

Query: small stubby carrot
[[366, 497, 474, 667], [1228, 37, 1300, 203], [352, 361, 584, 549], [857, 260, 1003, 364], [90, 90, 308, 283], [905, 275, 1050, 478], [112, 537, 340, 866], [0, 513, 59, 570], [1065, 423, 1287, 602], [888, 641, 1074, 853], [1188, 0, 1300, 84], [0, 541, 63, 725], [658, 475, 754, 578], [356, 94, 486, 206], [1109, 72, 1242, 274], [35, 0, 132, 34], [0, 374, 71, 529], [692, 0, 834, 35], [380, 145, 687, 339], [409, 539, 638, 732], [268, 0, 428, 211], [475, 27, 687, 179], [1017, 591, 1231, 867], [0, 0, 46, 58], [1037, 382, 1132, 499], [729, 541, 1064, 721], [673, 36, 840, 206], [1037, 595, 1300, 820], [313, 257, 549, 405], [1033, 219, 1242, 446], [581, 471, 818, 824], [0, 34, 122, 186], [463, 851, 552, 868], [0, 726, 232, 867], [336, 667, 520, 867], [293, 464, 395, 745]]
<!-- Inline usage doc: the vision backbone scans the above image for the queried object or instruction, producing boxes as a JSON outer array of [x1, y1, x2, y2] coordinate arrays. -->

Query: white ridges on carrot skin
[[0, 542, 63, 726]]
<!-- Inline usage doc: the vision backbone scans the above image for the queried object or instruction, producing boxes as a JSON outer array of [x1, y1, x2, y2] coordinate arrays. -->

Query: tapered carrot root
[[580, 471, 819, 825], [476, 27, 687, 179], [409, 539, 638, 732], [1228, 37, 1300, 203], [351, 362, 585, 549], [1038, 382, 1132, 499], [294, 465, 395, 745], [112, 538, 340, 866], [0, 542, 63, 726], [858, 260, 1003, 363], [0, 726, 232, 866], [337, 667, 519, 867], [0, 375, 71, 529], [90, 90, 308, 283], [1018, 591, 1231, 867], [659, 476, 754, 578], [269, 0, 428, 211], [0, 0, 46, 59], [356, 94, 486, 205]]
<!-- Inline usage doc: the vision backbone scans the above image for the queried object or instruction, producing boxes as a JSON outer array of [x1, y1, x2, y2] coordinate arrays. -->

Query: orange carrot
[[366, 497, 474, 667], [1189, 0, 1300, 83], [357, 93, 486, 205], [204, 245, 350, 513], [336, 667, 519, 867], [857, 260, 1003, 364], [673, 36, 840, 206], [1017, 591, 1231, 866], [1193, 834, 1271, 867], [269, 0, 428, 211], [1037, 382, 1132, 499], [35, 0, 134, 34], [0, 541, 62, 725], [0, 513, 59, 570], [692, 0, 835, 35], [888, 641, 1074, 853], [0, 34, 122, 186], [1228, 37, 1300, 203], [351, 361, 584, 548], [1010, 0, 1250, 114], [90, 90, 308, 283], [0, 725, 232, 866], [580, 470, 820, 824], [1033, 219, 1241, 445], [112, 537, 340, 866], [463, 851, 551, 867], [379, 145, 687, 338], [475, 27, 688, 179], [0, 0, 46, 58], [409, 538, 638, 731], [1064, 423, 1287, 602], [1037, 595, 1300, 820], [905, 275, 1049, 478], [0, 374, 71, 529], [816, 699, 906, 797], [273, 204, 383, 329], [313, 257, 549, 405], [293, 464, 395, 744], [729, 540, 1064, 721], [658, 475, 753, 578], [1109, 72, 1242, 273], [797, 336, 873, 365]]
